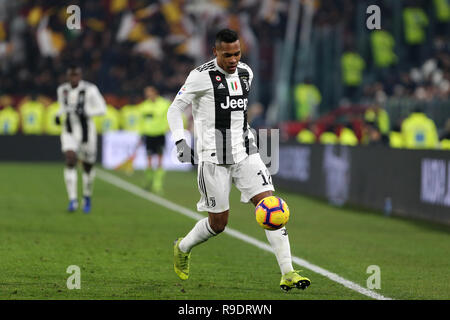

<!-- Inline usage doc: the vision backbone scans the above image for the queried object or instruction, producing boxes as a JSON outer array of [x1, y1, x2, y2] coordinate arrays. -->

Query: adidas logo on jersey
[[217, 83, 225, 89], [220, 96, 248, 110]]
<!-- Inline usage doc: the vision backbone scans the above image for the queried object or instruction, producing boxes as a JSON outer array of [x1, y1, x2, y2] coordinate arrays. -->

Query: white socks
[[82, 169, 96, 197], [179, 217, 294, 275], [265, 227, 294, 275], [64, 167, 96, 200], [179, 217, 216, 253], [64, 167, 77, 201]]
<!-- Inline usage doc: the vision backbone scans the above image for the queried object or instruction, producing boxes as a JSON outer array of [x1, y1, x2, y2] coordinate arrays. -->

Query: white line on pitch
[[97, 169, 393, 300]]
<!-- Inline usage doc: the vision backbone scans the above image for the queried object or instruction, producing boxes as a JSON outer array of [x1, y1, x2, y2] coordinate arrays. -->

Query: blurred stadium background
[[1, 0, 450, 135], [0, 0, 449, 300]]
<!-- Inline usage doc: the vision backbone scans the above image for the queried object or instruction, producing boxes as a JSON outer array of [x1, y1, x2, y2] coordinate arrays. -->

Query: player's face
[[214, 40, 241, 74], [67, 69, 82, 87]]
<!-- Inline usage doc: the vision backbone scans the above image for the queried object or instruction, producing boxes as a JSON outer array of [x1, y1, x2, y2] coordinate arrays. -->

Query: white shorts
[[197, 153, 275, 213], [61, 125, 97, 164]]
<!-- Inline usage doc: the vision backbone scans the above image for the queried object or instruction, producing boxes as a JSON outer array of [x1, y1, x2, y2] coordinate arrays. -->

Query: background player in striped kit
[[56, 65, 106, 213], [168, 29, 310, 291]]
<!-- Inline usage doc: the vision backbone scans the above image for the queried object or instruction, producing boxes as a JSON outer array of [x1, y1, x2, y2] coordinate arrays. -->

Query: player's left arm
[[239, 61, 254, 87], [241, 62, 254, 130], [248, 64, 254, 87], [240, 62, 254, 131], [85, 85, 107, 117]]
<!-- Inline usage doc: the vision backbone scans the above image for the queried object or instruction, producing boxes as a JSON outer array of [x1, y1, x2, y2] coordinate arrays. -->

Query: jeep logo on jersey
[[220, 96, 248, 110]]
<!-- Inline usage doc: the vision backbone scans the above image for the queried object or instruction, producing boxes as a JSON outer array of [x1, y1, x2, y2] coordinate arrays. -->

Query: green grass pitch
[[0, 163, 449, 300]]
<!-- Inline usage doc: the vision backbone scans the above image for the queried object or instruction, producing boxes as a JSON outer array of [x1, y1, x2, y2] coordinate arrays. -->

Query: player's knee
[[251, 190, 273, 206], [65, 151, 77, 168]]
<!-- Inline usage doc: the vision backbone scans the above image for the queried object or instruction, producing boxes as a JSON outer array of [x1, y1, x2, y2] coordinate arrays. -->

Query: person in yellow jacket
[[439, 119, 450, 150], [401, 108, 438, 149], [389, 124, 404, 149], [403, 7, 429, 45], [403, 6, 429, 65], [138, 86, 171, 193], [376, 108, 390, 136], [19, 94, 45, 135], [365, 106, 390, 143], [100, 104, 121, 133], [93, 104, 120, 133], [319, 126, 338, 145], [44, 101, 63, 135], [0, 106, 20, 135], [434, 0, 450, 22], [434, 0, 450, 37], [293, 79, 321, 121], [440, 138, 450, 150], [341, 51, 365, 102], [341, 51, 365, 86], [120, 99, 141, 132], [296, 127, 316, 144], [370, 29, 397, 69], [339, 124, 358, 146]]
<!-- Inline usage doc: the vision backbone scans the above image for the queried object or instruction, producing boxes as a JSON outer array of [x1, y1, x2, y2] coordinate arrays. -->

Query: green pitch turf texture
[[0, 163, 449, 300]]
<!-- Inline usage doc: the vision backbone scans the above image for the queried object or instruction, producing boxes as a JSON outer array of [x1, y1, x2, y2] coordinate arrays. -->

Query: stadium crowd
[[0, 0, 449, 150], [0, 0, 286, 101], [291, 0, 450, 149]]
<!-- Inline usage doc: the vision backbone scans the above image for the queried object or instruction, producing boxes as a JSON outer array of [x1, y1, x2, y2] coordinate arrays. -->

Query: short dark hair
[[215, 29, 239, 47], [67, 64, 82, 72]]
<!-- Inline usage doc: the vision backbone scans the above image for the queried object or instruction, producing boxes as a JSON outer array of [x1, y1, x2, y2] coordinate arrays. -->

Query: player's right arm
[[167, 69, 208, 142], [167, 96, 191, 144], [167, 69, 208, 163]]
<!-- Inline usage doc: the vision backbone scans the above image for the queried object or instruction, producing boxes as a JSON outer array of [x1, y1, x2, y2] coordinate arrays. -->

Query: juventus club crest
[[241, 77, 249, 92]]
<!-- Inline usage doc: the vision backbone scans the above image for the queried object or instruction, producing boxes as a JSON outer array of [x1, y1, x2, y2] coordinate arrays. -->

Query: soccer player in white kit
[[56, 65, 106, 213], [168, 29, 310, 291]]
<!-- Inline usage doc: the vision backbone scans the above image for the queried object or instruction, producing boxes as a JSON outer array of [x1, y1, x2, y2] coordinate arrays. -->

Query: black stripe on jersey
[[63, 89, 72, 133], [209, 70, 234, 165], [63, 88, 68, 106], [196, 61, 215, 73], [65, 114, 72, 133], [237, 67, 257, 155], [237, 67, 250, 155], [76, 90, 89, 143]]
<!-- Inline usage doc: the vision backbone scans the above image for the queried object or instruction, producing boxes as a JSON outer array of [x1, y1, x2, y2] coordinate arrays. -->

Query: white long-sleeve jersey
[[167, 58, 258, 164], [56, 80, 106, 142]]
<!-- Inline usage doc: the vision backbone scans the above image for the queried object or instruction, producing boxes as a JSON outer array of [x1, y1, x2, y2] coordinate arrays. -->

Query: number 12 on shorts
[[257, 169, 272, 186]]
